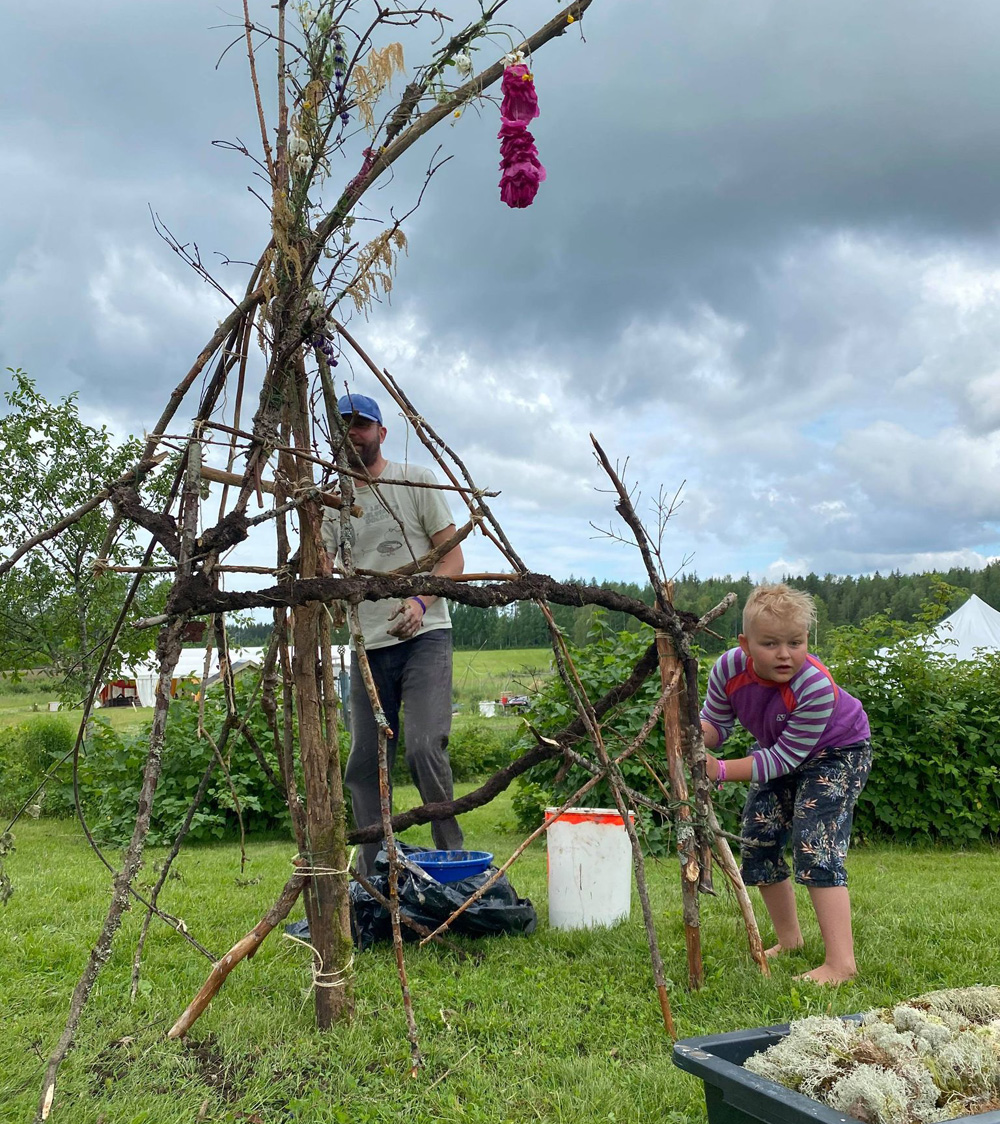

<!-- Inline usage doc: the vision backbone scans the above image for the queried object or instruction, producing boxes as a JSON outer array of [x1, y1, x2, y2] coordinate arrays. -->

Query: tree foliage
[[0, 717, 75, 820], [66, 680, 290, 846], [0, 369, 167, 699]]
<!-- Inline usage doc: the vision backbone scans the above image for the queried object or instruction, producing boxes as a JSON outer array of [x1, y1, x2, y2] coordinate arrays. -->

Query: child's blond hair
[[742, 582, 817, 637]]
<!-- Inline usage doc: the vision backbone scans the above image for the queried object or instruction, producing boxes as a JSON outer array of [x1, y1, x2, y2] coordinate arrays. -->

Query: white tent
[[106, 646, 266, 708], [918, 594, 1000, 661]]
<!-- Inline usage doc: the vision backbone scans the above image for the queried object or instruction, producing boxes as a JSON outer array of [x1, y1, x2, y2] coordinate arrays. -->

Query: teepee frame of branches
[[0, 3, 769, 1118]]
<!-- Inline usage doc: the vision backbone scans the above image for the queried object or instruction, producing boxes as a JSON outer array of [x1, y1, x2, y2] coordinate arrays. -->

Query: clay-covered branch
[[165, 571, 699, 631]]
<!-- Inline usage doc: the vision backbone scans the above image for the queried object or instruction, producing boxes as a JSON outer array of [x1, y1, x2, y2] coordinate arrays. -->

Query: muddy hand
[[387, 597, 425, 639]]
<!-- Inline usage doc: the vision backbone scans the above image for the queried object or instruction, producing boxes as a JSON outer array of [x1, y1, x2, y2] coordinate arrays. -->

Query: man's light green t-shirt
[[321, 461, 455, 650]]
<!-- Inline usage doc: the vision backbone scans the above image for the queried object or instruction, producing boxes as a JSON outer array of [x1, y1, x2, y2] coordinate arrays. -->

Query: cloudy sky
[[4, 0, 1000, 589]]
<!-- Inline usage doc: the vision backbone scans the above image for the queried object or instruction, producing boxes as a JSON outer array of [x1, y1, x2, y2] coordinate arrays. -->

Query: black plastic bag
[[287, 843, 536, 950]]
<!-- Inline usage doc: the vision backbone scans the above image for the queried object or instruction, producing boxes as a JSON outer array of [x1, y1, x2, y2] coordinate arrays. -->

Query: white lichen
[[743, 987, 1000, 1124], [826, 1065, 915, 1124], [922, 987, 1000, 1024]]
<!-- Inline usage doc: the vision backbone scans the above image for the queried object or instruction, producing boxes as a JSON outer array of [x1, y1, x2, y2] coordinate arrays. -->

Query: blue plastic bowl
[[411, 850, 494, 883]]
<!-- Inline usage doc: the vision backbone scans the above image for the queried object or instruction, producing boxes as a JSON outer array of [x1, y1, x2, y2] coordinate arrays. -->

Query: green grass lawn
[[0, 680, 153, 735], [452, 647, 551, 708], [0, 647, 553, 739], [2, 786, 999, 1124]]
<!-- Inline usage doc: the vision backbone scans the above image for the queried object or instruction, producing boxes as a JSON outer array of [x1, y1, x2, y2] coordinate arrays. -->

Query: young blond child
[[701, 583, 872, 984]]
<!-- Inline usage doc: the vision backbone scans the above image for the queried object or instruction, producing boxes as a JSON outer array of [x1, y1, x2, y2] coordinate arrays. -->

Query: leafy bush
[[388, 720, 520, 784], [447, 722, 520, 781], [510, 616, 749, 853], [514, 590, 1000, 853], [0, 717, 75, 818], [5, 680, 44, 696], [66, 680, 291, 846], [825, 609, 1000, 845]]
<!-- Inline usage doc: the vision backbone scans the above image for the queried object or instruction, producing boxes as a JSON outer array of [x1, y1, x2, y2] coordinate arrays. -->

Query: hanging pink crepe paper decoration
[[498, 62, 546, 208], [498, 119, 546, 209], [500, 63, 540, 123]]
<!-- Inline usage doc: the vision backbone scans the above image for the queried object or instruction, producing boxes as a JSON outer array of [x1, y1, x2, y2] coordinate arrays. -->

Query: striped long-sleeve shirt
[[700, 648, 870, 783]]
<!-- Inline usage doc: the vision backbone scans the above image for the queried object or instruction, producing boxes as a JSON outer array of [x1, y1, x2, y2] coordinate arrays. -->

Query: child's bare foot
[[794, 963, 856, 985], [764, 942, 804, 959]]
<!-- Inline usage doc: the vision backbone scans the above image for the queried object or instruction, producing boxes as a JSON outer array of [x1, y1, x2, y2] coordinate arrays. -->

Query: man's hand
[[388, 597, 425, 640]]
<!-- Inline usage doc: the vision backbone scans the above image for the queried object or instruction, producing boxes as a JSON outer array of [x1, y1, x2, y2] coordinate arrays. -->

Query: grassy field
[[0, 679, 152, 734], [0, 647, 555, 739], [2, 785, 999, 1123], [451, 646, 551, 706]]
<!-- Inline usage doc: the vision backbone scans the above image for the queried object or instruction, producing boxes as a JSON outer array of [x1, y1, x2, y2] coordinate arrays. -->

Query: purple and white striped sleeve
[[750, 665, 836, 783], [700, 650, 737, 746]]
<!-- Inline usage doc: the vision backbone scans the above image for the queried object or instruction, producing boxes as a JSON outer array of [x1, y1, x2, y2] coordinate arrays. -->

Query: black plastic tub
[[672, 1021, 1000, 1124]]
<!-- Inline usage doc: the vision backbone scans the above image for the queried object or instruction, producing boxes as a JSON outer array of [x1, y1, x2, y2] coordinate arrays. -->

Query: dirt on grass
[[184, 1034, 251, 1102]]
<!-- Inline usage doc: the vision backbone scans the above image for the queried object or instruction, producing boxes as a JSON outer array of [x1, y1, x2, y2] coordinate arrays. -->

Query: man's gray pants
[[347, 628, 463, 874]]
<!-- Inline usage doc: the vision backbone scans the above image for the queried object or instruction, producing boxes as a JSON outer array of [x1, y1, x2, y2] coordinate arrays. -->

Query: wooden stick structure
[[199, 464, 364, 517], [0, 2, 770, 1116], [588, 436, 765, 992]]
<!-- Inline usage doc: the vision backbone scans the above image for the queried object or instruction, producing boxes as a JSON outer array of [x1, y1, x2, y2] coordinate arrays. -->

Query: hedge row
[[513, 611, 1000, 848], [8, 607, 997, 848], [1, 685, 521, 846]]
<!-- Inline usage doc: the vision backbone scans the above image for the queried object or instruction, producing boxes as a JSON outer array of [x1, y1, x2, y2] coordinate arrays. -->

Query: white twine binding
[[282, 932, 355, 990], [284, 848, 357, 990], [292, 846, 355, 880]]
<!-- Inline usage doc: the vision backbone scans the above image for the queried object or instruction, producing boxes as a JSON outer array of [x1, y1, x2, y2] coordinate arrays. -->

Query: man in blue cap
[[323, 392, 465, 873]]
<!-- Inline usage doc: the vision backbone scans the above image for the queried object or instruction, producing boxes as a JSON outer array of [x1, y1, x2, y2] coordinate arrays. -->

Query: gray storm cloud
[[4, 0, 1000, 581]]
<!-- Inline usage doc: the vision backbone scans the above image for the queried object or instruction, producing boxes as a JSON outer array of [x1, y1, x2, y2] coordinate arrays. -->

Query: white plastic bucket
[[545, 806, 635, 930]]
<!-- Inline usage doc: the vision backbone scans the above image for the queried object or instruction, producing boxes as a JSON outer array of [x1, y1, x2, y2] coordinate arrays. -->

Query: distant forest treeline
[[226, 564, 1000, 653]]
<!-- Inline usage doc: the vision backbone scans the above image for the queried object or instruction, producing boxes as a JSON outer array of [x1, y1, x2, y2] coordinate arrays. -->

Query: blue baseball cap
[[337, 393, 382, 425]]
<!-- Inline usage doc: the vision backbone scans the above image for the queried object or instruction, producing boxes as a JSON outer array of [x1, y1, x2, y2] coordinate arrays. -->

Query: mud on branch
[[163, 571, 700, 634]]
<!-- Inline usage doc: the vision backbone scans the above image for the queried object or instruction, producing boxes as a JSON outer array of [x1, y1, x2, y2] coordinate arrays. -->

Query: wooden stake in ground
[[543, 614, 678, 1039], [588, 436, 768, 987], [289, 369, 354, 1028], [657, 585, 704, 990]]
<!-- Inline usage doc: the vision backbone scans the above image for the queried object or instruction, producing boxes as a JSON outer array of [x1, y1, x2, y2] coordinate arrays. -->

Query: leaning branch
[[168, 870, 308, 1039], [0, 454, 167, 579], [163, 572, 699, 632]]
